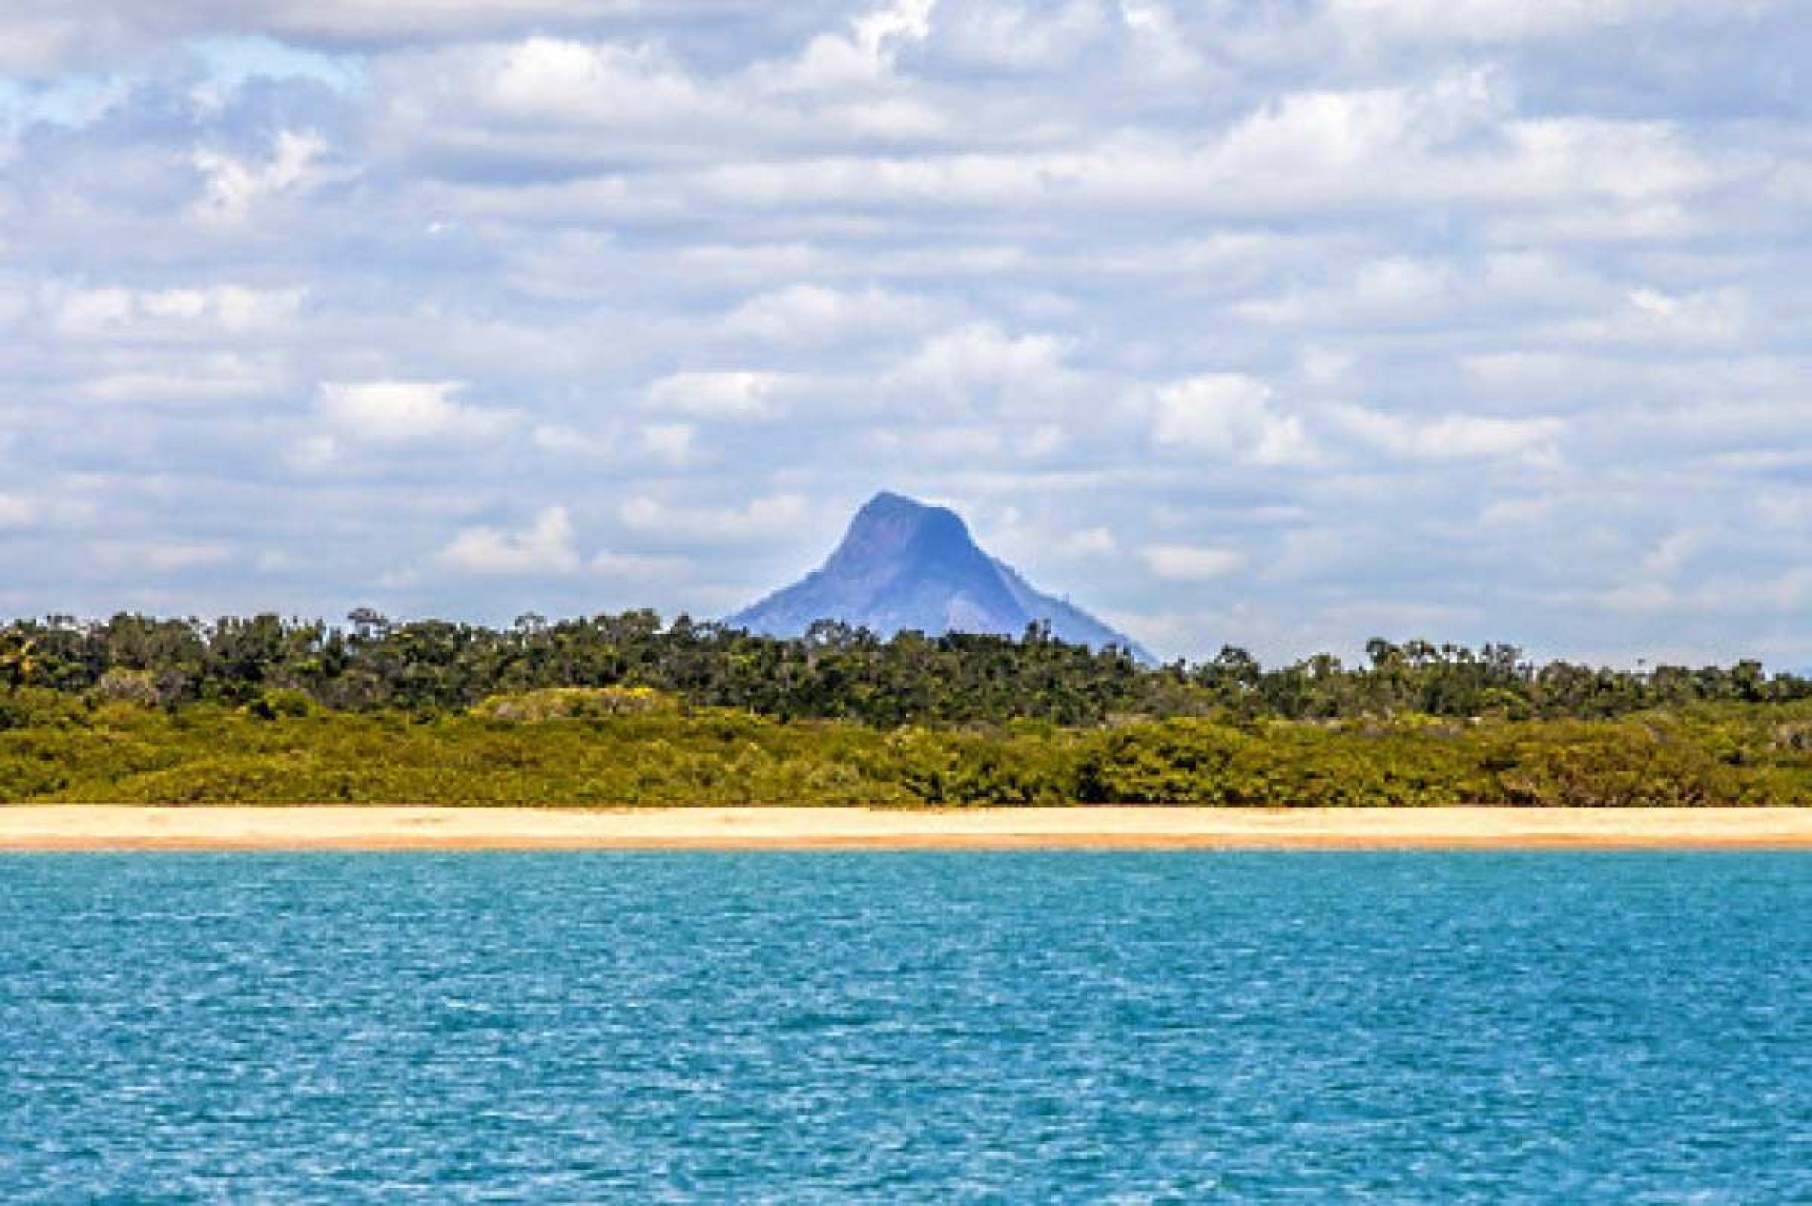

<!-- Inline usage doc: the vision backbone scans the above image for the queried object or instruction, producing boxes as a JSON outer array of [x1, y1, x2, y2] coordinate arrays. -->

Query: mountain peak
[[726, 491, 1149, 659], [829, 492, 978, 574], [846, 491, 971, 543], [857, 489, 930, 516]]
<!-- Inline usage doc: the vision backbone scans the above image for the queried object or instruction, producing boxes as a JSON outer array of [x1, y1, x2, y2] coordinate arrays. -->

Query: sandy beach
[[0, 805, 1809, 851]]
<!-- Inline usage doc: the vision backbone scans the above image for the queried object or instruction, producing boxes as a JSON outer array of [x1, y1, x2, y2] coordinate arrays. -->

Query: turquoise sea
[[2, 852, 1808, 1202]]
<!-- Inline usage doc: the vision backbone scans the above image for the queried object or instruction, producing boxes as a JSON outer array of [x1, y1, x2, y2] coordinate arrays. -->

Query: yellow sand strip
[[1, 806, 1809, 851]]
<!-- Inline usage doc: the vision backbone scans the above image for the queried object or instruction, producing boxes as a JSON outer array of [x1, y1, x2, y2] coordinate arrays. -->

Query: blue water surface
[[1, 852, 1808, 1202]]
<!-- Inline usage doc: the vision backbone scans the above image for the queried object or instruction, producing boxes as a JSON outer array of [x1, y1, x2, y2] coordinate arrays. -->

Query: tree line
[[2, 610, 1806, 727]]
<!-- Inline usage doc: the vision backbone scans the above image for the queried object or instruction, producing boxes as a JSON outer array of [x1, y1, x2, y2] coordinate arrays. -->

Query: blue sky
[[1, 1, 1808, 666]]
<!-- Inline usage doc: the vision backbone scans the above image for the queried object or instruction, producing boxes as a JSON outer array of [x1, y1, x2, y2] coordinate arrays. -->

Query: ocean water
[[1, 853, 1807, 1203]]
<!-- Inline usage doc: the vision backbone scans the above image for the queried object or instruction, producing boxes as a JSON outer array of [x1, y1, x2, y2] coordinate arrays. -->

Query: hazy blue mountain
[[726, 491, 1150, 659]]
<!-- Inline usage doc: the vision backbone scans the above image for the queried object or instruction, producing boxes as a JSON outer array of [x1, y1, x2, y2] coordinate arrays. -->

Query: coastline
[[2, 805, 1810, 851]]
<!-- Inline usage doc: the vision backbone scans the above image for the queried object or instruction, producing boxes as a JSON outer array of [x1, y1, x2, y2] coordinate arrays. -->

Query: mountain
[[725, 491, 1150, 659]]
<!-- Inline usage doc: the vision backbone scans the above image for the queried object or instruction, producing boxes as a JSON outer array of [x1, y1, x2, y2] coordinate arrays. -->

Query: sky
[[0, 0, 1808, 667]]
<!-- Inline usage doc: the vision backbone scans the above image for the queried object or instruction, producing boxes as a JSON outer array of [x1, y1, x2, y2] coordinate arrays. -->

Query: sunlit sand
[[2, 806, 1809, 851]]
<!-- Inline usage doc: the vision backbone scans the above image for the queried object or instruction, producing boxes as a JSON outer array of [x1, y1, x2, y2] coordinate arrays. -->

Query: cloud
[[644, 371, 785, 420], [152, 285, 306, 331], [1116, 1, 1200, 79], [373, 18, 949, 176], [47, 283, 304, 338], [866, 420, 1065, 463], [1332, 405, 1564, 464], [591, 549, 689, 578], [927, 1, 1111, 73], [1559, 286, 1748, 348], [1058, 525, 1117, 557], [1149, 375, 1317, 466], [531, 422, 618, 458], [640, 423, 698, 466], [47, 287, 133, 334], [1640, 529, 1702, 579], [722, 284, 930, 345], [777, 0, 934, 92], [0, 494, 37, 529], [438, 506, 581, 576], [2, 2, 1810, 665], [82, 354, 279, 404], [1142, 544, 1246, 582], [1235, 256, 1455, 327], [317, 380, 513, 444], [473, 36, 731, 131], [89, 540, 234, 574], [1323, 0, 1721, 46], [192, 130, 327, 223], [666, 69, 1718, 222], [0, 1, 723, 72], [618, 493, 807, 543], [267, 1, 704, 45], [890, 324, 1081, 414]]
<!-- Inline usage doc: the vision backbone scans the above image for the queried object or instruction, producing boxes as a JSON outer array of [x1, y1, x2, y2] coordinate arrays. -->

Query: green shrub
[[1, 697, 1808, 805], [473, 686, 679, 723], [243, 688, 317, 721]]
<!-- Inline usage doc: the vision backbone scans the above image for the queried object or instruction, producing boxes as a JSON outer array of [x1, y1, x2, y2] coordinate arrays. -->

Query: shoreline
[[2, 805, 1811, 851]]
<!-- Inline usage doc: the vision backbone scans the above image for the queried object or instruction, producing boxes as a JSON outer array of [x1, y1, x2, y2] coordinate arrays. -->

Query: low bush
[[1, 699, 1807, 805]]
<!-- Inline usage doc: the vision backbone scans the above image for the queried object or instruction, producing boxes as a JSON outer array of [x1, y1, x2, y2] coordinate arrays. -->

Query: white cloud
[[485, 37, 708, 124], [317, 380, 513, 444], [866, 419, 1066, 463], [149, 286, 304, 330], [192, 130, 326, 224], [0, 3, 700, 72], [2, 2, 1810, 666], [1299, 347, 1356, 386], [640, 422, 698, 466], [1560, 286, 1748, 347], [1143, 544, 1246, 581], [1333, 405, 1564, 464], [907, 323, 1064, 385], [1117, 1, 1200, 79], [90, 540, 234, 574], [439, 506, 581, 576], [276, 1, 691, 42], [1237, 256, 1454, 327], [891, 323, 1080, 412], [645, 371, 784, 421], [722, 284, 930, 345], [777, 0, 935, 92], [82, 354, 278, 404], [1595, 581, 1676, 615], [591, 549, 689, 578], [1641, 529, 1701, 578], [1149, 374, 1317, 466], [619, 493, 807, 543], [682, 69, 1716, 221], [1059, 525, 1117, 557], [285, 434, 339, 472], [48, 284, 304, 337], [1324, 0, 1706, 46], [531, 422, 618, 458], [1480, 496, 1557, 528], [930, 1, 1111, 72], [1753, 492, 1812, 531], [49, 287, 133, 333], [0, 494, 37, 528], [380, 17, 949, 172]]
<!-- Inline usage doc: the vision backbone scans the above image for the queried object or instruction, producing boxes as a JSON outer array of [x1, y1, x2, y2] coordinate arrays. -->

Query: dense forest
[[4, 610, 1807, 723], [3, 611, 1811, 806]]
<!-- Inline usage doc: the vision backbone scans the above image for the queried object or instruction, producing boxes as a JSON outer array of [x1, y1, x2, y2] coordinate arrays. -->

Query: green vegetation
[[3, 612, 1810, 805]]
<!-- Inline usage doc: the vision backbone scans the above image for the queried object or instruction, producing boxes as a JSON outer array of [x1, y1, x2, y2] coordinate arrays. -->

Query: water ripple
[[1, 852, 1807, 1202]]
